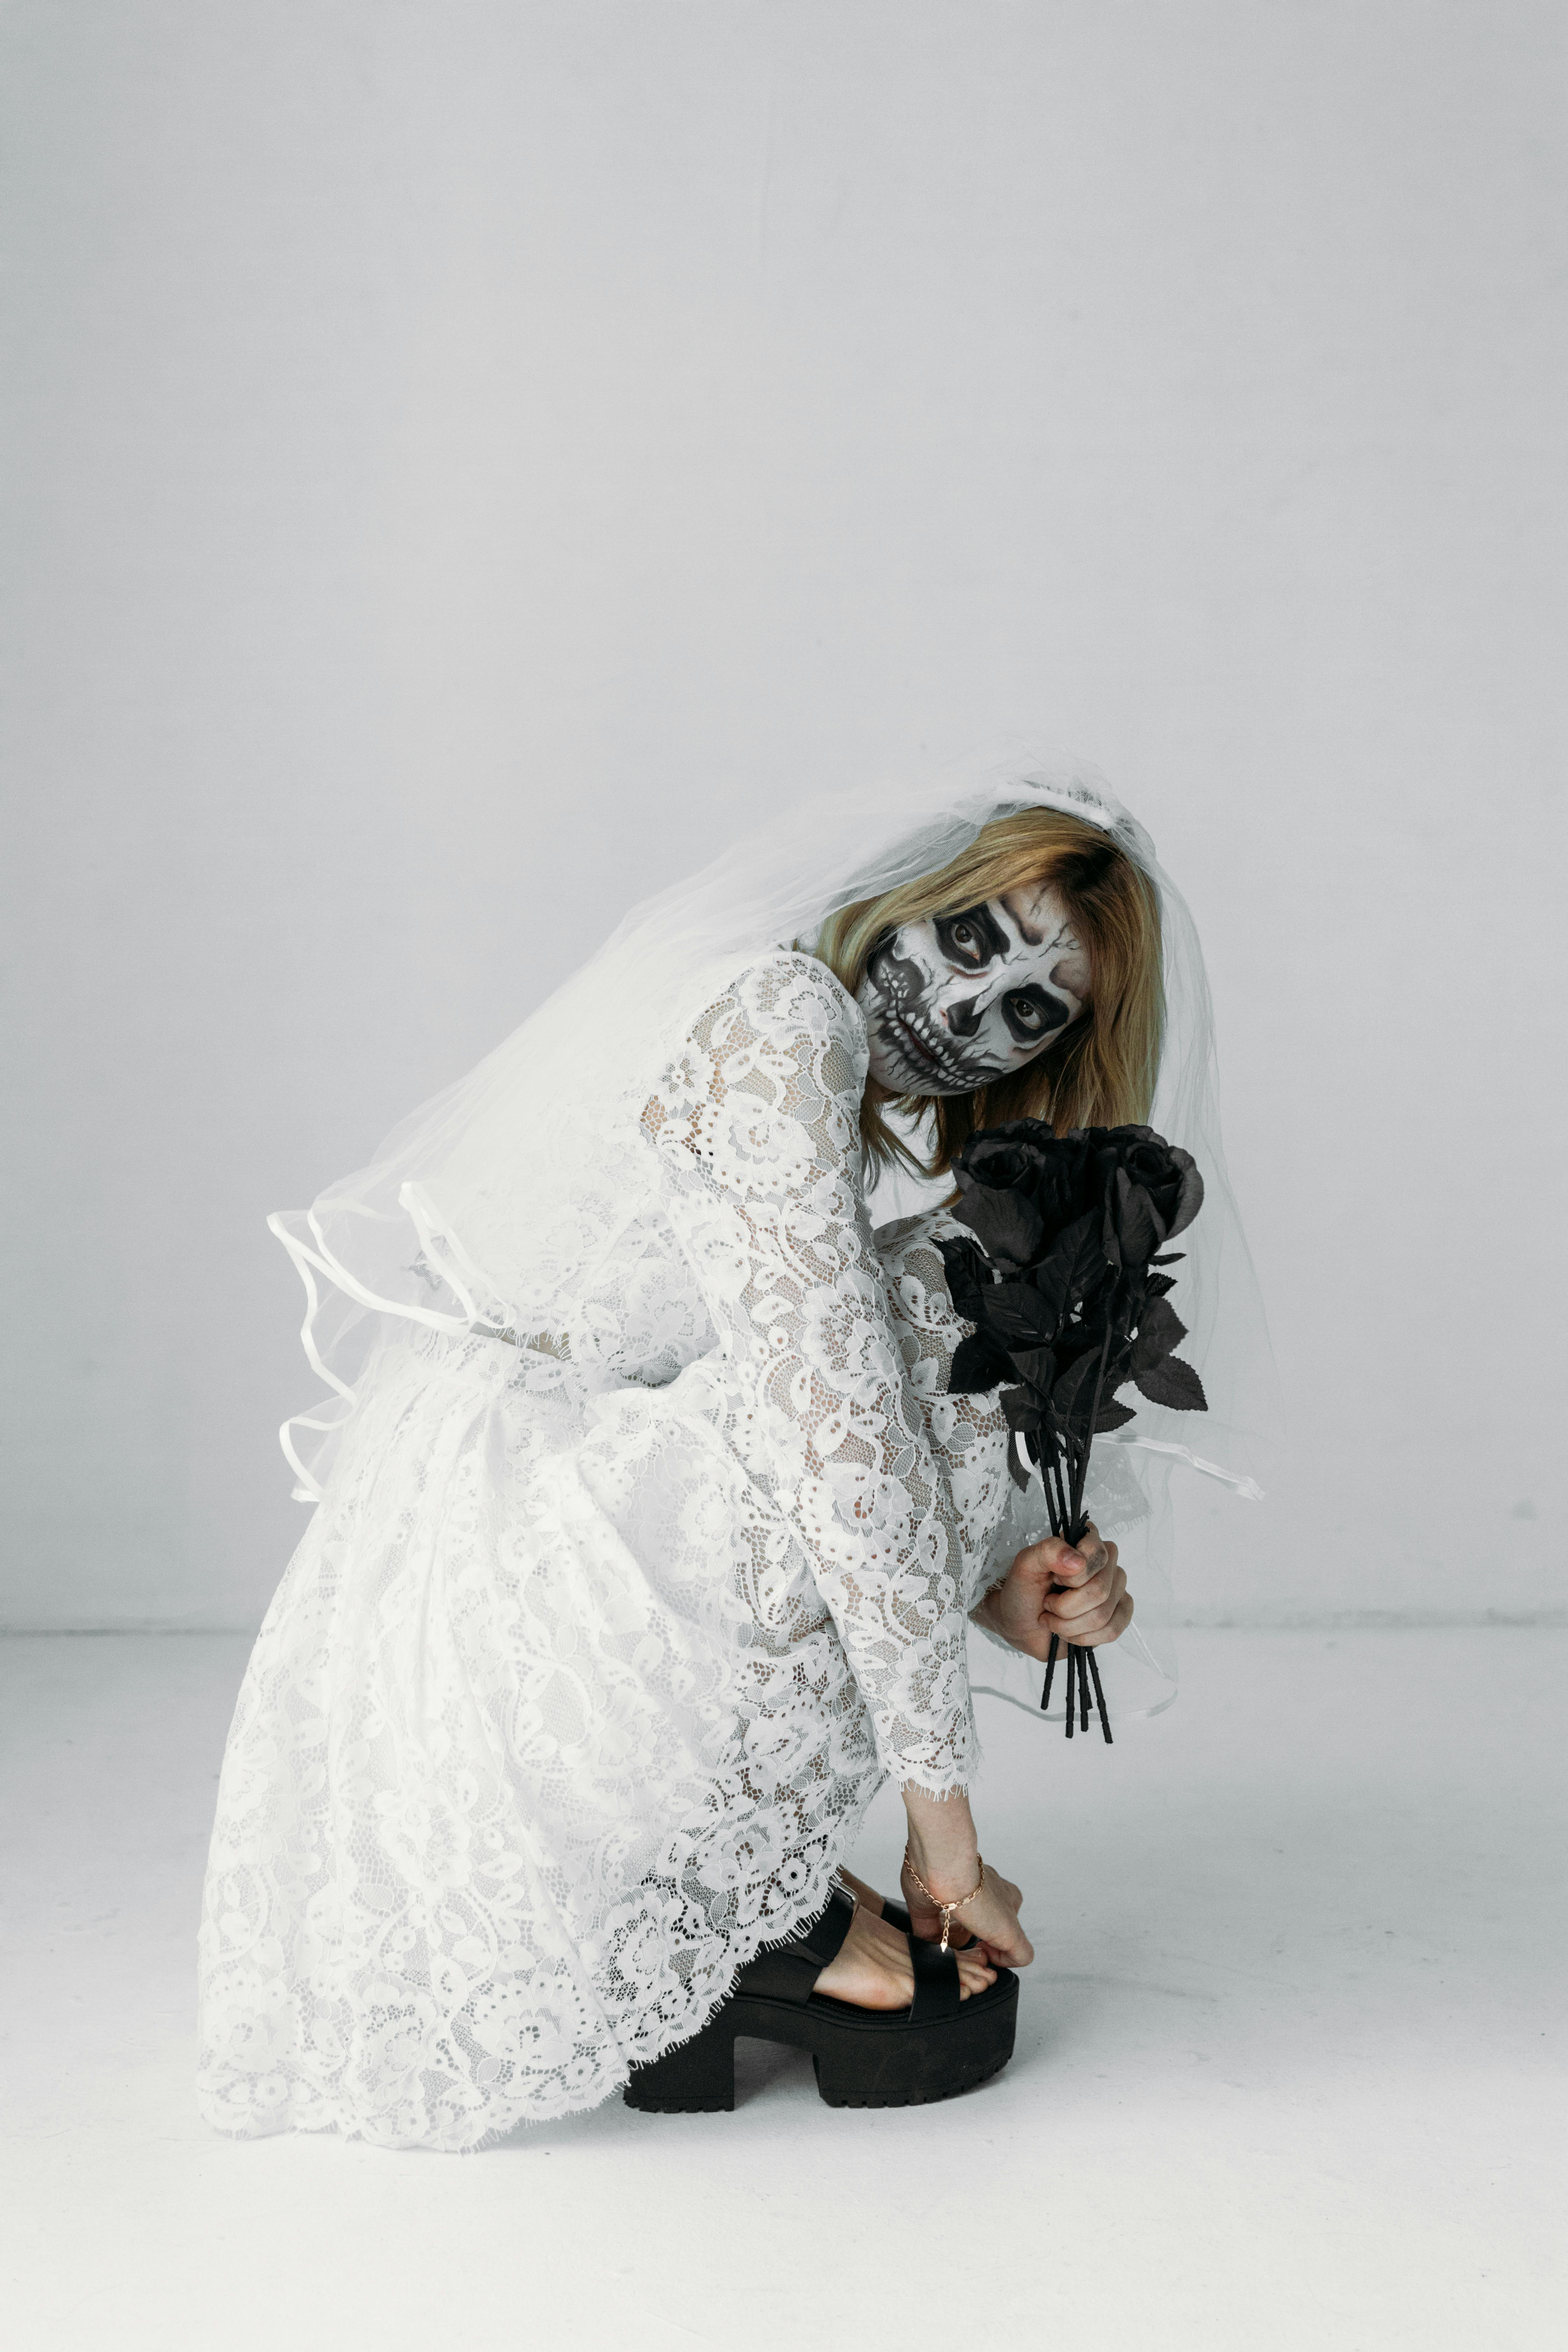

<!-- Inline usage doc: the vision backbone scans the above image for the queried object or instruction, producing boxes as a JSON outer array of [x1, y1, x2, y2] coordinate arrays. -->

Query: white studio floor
[[2, 1628, 1562, 2352]]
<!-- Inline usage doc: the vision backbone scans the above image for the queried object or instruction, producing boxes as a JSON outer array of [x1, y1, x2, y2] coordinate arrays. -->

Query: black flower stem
[[1041, 1634, 1059, 1713], [1037, 1431, 1068, 1549], [1078, 1645, 1091, 1732], [1037, 1425, 1058, 1536], [1069, 1313, 1118, 1532], [1086, 1644, 1114, 1743], [1064, 1651, 1076, 1738], [1045, 1415, 1072, 1539]]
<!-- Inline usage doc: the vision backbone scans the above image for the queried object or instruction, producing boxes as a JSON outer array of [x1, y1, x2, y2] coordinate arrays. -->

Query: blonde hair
[[813, 806, 1164, 1177]]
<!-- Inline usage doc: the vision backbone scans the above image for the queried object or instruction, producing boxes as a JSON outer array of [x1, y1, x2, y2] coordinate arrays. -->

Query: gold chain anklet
[[902, 1852, 986, 1954]]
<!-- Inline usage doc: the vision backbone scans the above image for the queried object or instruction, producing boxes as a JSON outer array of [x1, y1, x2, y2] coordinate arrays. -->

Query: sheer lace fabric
[[197, 955, 1010, 2149]]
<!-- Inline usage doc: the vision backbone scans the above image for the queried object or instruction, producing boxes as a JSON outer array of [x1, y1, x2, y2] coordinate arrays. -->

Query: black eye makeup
[[932, 904, 1008, 969], [1001, 984, 1073, 1043]]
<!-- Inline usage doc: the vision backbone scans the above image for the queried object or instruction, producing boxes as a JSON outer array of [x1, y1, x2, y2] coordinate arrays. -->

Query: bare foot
[[836, 1867, 891, 1918], [813, 1900, 997, 2008]]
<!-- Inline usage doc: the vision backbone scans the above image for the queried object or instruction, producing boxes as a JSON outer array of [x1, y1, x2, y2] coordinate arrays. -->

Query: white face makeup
[[855, 883, 1091, 1097]]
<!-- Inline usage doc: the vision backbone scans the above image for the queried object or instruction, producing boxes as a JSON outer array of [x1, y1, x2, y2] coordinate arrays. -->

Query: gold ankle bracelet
[[902, 1852, 986, 1954]]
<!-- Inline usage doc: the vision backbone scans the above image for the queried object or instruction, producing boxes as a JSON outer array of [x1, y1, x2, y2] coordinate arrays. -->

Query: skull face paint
[[855, 883, 1091, 1097]]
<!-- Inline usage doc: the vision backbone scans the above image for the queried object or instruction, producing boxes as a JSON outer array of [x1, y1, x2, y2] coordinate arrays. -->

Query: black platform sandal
[[622, 1883, 1018, 2113]]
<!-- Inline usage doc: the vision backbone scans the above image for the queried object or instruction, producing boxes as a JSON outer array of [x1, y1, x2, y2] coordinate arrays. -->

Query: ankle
[[902, 1843, 982, 1904]]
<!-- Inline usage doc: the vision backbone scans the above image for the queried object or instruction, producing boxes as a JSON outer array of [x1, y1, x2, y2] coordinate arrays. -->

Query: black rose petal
[[1168, 1158, 1205, 1239], [1105, 1167, 1163, 1268], [957, 1122, 1058, 1189], [952, 1185, 1044, 1271], [935, 1234, 994, 1321]]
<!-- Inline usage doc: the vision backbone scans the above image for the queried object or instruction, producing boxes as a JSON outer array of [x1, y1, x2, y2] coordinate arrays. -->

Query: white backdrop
[[3, 1, 1562, 1632]]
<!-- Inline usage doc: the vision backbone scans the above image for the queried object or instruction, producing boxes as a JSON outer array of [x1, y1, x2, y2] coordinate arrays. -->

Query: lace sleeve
[[640, 953, 977, 1795], [873, 1211, 1014, 1616]]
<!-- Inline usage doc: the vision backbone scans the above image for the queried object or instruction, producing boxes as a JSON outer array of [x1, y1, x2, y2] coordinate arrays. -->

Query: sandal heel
[[622, 2013, 736, 2113]]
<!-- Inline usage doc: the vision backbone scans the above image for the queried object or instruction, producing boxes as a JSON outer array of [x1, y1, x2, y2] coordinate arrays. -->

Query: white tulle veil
[[271, 747, 1279, 1710]]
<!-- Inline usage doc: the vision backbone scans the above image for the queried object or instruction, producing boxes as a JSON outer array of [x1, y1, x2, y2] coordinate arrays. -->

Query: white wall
[[3, 1, 1563, 1631]]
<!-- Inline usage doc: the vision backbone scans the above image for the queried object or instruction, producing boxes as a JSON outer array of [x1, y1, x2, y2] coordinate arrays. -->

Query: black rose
[[1064, 1124, 1204, 1268], [939, 1112, 1209, 1549], [952, 1121, 1104, 1272]]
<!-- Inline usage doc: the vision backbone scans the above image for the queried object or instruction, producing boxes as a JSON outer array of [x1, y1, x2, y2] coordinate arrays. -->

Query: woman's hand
[[973, 1522, 1131, 1660], [901, 1785, 1034, 1971], [900, 1854, 1033, 1971]]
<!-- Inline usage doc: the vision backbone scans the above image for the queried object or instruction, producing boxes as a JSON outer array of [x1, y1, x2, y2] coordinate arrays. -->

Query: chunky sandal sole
[[623, 1972, 1018, 2113]]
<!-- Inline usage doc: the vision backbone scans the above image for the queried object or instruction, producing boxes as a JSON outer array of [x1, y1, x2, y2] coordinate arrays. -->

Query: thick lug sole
[[622, 1973, 1018, 2114]]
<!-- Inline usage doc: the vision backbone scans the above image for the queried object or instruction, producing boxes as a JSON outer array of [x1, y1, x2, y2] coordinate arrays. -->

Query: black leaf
[[1029, 1253, 1071, 1333], [984, 1283, 1055, 1347], [1011, 1345, 1057, 1395], [1052, 1347, 1105, 1423], [1132, 1355, 1208, 1412], [1093, 1397, 1138, 1433], [1052, 1318, 1107, 1373], [948, 1331, 1013, 1394], [1056, 1210, 1113, 1308], [1130, 1295, 1188, 1374], [999, 1386, 1042, 1434]]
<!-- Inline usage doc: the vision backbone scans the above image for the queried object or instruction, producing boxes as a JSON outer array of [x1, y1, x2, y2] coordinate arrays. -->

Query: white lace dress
[[196, 953, 1017, 2149]]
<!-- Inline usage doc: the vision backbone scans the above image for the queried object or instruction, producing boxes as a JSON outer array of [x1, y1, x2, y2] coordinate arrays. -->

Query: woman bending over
[[197, 763, 1255, 2147]]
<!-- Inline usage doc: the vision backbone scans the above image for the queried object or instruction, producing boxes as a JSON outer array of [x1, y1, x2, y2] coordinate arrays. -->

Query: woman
[[196, 756, 1269, 2148]]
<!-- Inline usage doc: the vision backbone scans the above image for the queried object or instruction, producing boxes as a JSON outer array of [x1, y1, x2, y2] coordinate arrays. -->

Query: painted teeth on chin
[[871, 983, 977, 1090], [896, 1013, 968, 1089]]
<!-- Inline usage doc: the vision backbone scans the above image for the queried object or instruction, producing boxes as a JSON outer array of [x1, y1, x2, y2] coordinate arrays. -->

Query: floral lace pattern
[[197, 954, 1012, 2149]]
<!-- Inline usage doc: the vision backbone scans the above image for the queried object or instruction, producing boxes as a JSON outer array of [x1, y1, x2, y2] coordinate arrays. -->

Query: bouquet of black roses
[[937, 1121, 1208, 1743]]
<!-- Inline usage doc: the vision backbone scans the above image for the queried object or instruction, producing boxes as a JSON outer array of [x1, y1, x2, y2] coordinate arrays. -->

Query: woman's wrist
[[968, 1582, 1003, 1637], [901, 1784, 982, 1896]]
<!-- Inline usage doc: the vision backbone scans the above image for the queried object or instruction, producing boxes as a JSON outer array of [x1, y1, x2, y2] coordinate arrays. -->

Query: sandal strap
[[906, 1927, 963, 2022], [735, 1883, 856, 2005], [798, 1882, 856, 1968]]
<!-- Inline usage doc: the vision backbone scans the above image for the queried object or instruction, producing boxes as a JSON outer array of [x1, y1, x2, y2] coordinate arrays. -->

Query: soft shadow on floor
[[2, 1629, 1563, 2351]]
